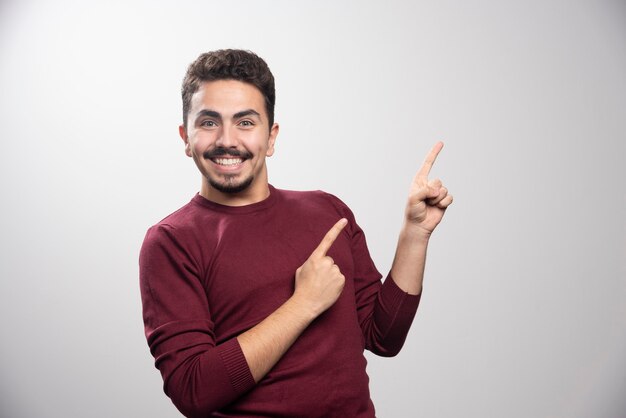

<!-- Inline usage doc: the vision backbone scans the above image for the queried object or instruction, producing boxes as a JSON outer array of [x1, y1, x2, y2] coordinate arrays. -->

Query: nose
[[215, 125, 238, 148]]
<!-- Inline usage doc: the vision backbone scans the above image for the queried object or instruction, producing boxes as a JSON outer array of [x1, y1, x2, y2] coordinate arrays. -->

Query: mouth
[[203, 148, 252, 169], [211, 157, 244, 166]]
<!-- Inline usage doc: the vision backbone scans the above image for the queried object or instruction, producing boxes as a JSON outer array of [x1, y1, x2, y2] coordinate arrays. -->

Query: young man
[[139, 49, 453, 418]]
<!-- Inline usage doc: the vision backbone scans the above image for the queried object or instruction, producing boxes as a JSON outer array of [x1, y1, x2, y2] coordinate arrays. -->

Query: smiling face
[[179, 79, 279, 206]]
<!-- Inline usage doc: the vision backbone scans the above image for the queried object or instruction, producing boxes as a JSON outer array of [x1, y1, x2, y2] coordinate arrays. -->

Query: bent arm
[[147, 301, 318, 416], [141, 225, 251, 416], [140, 220, 348, 416], [333, 196, 421, 357]]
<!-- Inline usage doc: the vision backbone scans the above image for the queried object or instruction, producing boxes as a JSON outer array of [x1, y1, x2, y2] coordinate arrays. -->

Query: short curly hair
[[181, 49, 276, 131]]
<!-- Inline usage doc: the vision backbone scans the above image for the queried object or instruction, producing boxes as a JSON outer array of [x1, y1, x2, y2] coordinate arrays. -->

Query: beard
[[207, 174, 254, 194]]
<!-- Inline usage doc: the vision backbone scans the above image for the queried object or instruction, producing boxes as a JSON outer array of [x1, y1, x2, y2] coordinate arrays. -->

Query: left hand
[[405, 141, 453, 237]]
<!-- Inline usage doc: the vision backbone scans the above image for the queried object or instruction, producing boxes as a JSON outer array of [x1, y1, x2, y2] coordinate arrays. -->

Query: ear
[[266, 123, 279, 157], [179, 125, 192, 157]]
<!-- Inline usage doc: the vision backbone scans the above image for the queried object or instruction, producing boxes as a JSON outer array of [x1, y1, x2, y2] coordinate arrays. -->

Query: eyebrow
[[196, 109, 221, 121], [234, 109, 261, 120], [195, 108, 261, 121]]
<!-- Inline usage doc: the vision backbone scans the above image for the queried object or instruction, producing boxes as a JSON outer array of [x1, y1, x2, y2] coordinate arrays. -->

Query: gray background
[[1, 0, 625, 417]]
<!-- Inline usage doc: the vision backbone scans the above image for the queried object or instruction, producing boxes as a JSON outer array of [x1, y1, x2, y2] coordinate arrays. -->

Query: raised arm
[[390, 141, 454, 295]]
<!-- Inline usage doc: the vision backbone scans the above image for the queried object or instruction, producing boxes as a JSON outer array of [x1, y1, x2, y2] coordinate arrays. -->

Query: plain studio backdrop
[[1, 1, 625, 417]]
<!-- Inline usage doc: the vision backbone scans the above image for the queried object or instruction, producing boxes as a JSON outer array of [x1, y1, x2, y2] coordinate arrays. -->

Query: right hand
[[293, 218, 348, 317]]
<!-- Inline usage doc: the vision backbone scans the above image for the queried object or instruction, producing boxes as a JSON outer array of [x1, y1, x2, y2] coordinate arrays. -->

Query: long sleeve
[[361, 273, 421, 356], [324, 193, 422, 357], [139, 224, 255, 417]]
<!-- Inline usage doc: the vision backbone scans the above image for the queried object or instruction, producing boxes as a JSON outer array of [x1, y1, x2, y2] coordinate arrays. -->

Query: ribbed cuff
[[218, 338, 256, 394], [381, 274, 422, 315]]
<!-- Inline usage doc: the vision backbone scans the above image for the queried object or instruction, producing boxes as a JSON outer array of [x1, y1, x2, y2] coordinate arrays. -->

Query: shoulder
[[274, 187, 358, 233], [149, 194, 226, 232], [276, 188, 353, 215], [141, 196, 220, 251]]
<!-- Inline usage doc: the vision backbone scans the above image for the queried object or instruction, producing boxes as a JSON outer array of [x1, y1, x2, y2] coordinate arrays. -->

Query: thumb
[[411, 186, 440, 205]]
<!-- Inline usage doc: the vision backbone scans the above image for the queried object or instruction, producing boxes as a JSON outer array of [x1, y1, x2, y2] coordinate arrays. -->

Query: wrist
[[399, 222, 432, 244], [284, 294, 319, 324]]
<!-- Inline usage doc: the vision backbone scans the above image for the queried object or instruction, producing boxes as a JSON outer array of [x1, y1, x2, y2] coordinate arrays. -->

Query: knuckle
[[338, 275, 346, 287]]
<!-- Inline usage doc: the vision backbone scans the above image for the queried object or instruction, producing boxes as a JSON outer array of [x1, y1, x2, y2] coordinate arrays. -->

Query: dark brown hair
[[181, 49, 276, 131]]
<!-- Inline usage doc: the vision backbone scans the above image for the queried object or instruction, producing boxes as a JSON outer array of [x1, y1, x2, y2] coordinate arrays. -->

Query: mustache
[[203, 148, 253, 160]]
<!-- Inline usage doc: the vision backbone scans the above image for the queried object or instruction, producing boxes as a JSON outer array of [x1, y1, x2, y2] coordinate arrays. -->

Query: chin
[[208, 175, 254, 194]]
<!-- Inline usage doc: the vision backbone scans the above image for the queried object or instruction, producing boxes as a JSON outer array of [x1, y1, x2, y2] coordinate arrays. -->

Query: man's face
[[180, 79, 279, 202]]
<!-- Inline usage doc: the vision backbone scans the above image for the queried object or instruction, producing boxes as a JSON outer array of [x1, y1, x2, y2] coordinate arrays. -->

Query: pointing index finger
[[417, 141, 444, 180], [312, 218, 348, 258]]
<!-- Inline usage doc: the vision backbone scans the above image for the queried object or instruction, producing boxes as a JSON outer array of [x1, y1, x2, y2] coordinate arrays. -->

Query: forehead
[[190, 79, 266, 115]]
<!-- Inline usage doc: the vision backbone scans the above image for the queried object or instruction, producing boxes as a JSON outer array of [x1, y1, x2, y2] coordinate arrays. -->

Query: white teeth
[[214, 158, 243, 166]]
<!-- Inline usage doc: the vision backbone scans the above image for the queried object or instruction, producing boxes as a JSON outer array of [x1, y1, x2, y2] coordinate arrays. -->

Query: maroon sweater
[[139, 186, 421, 417]]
